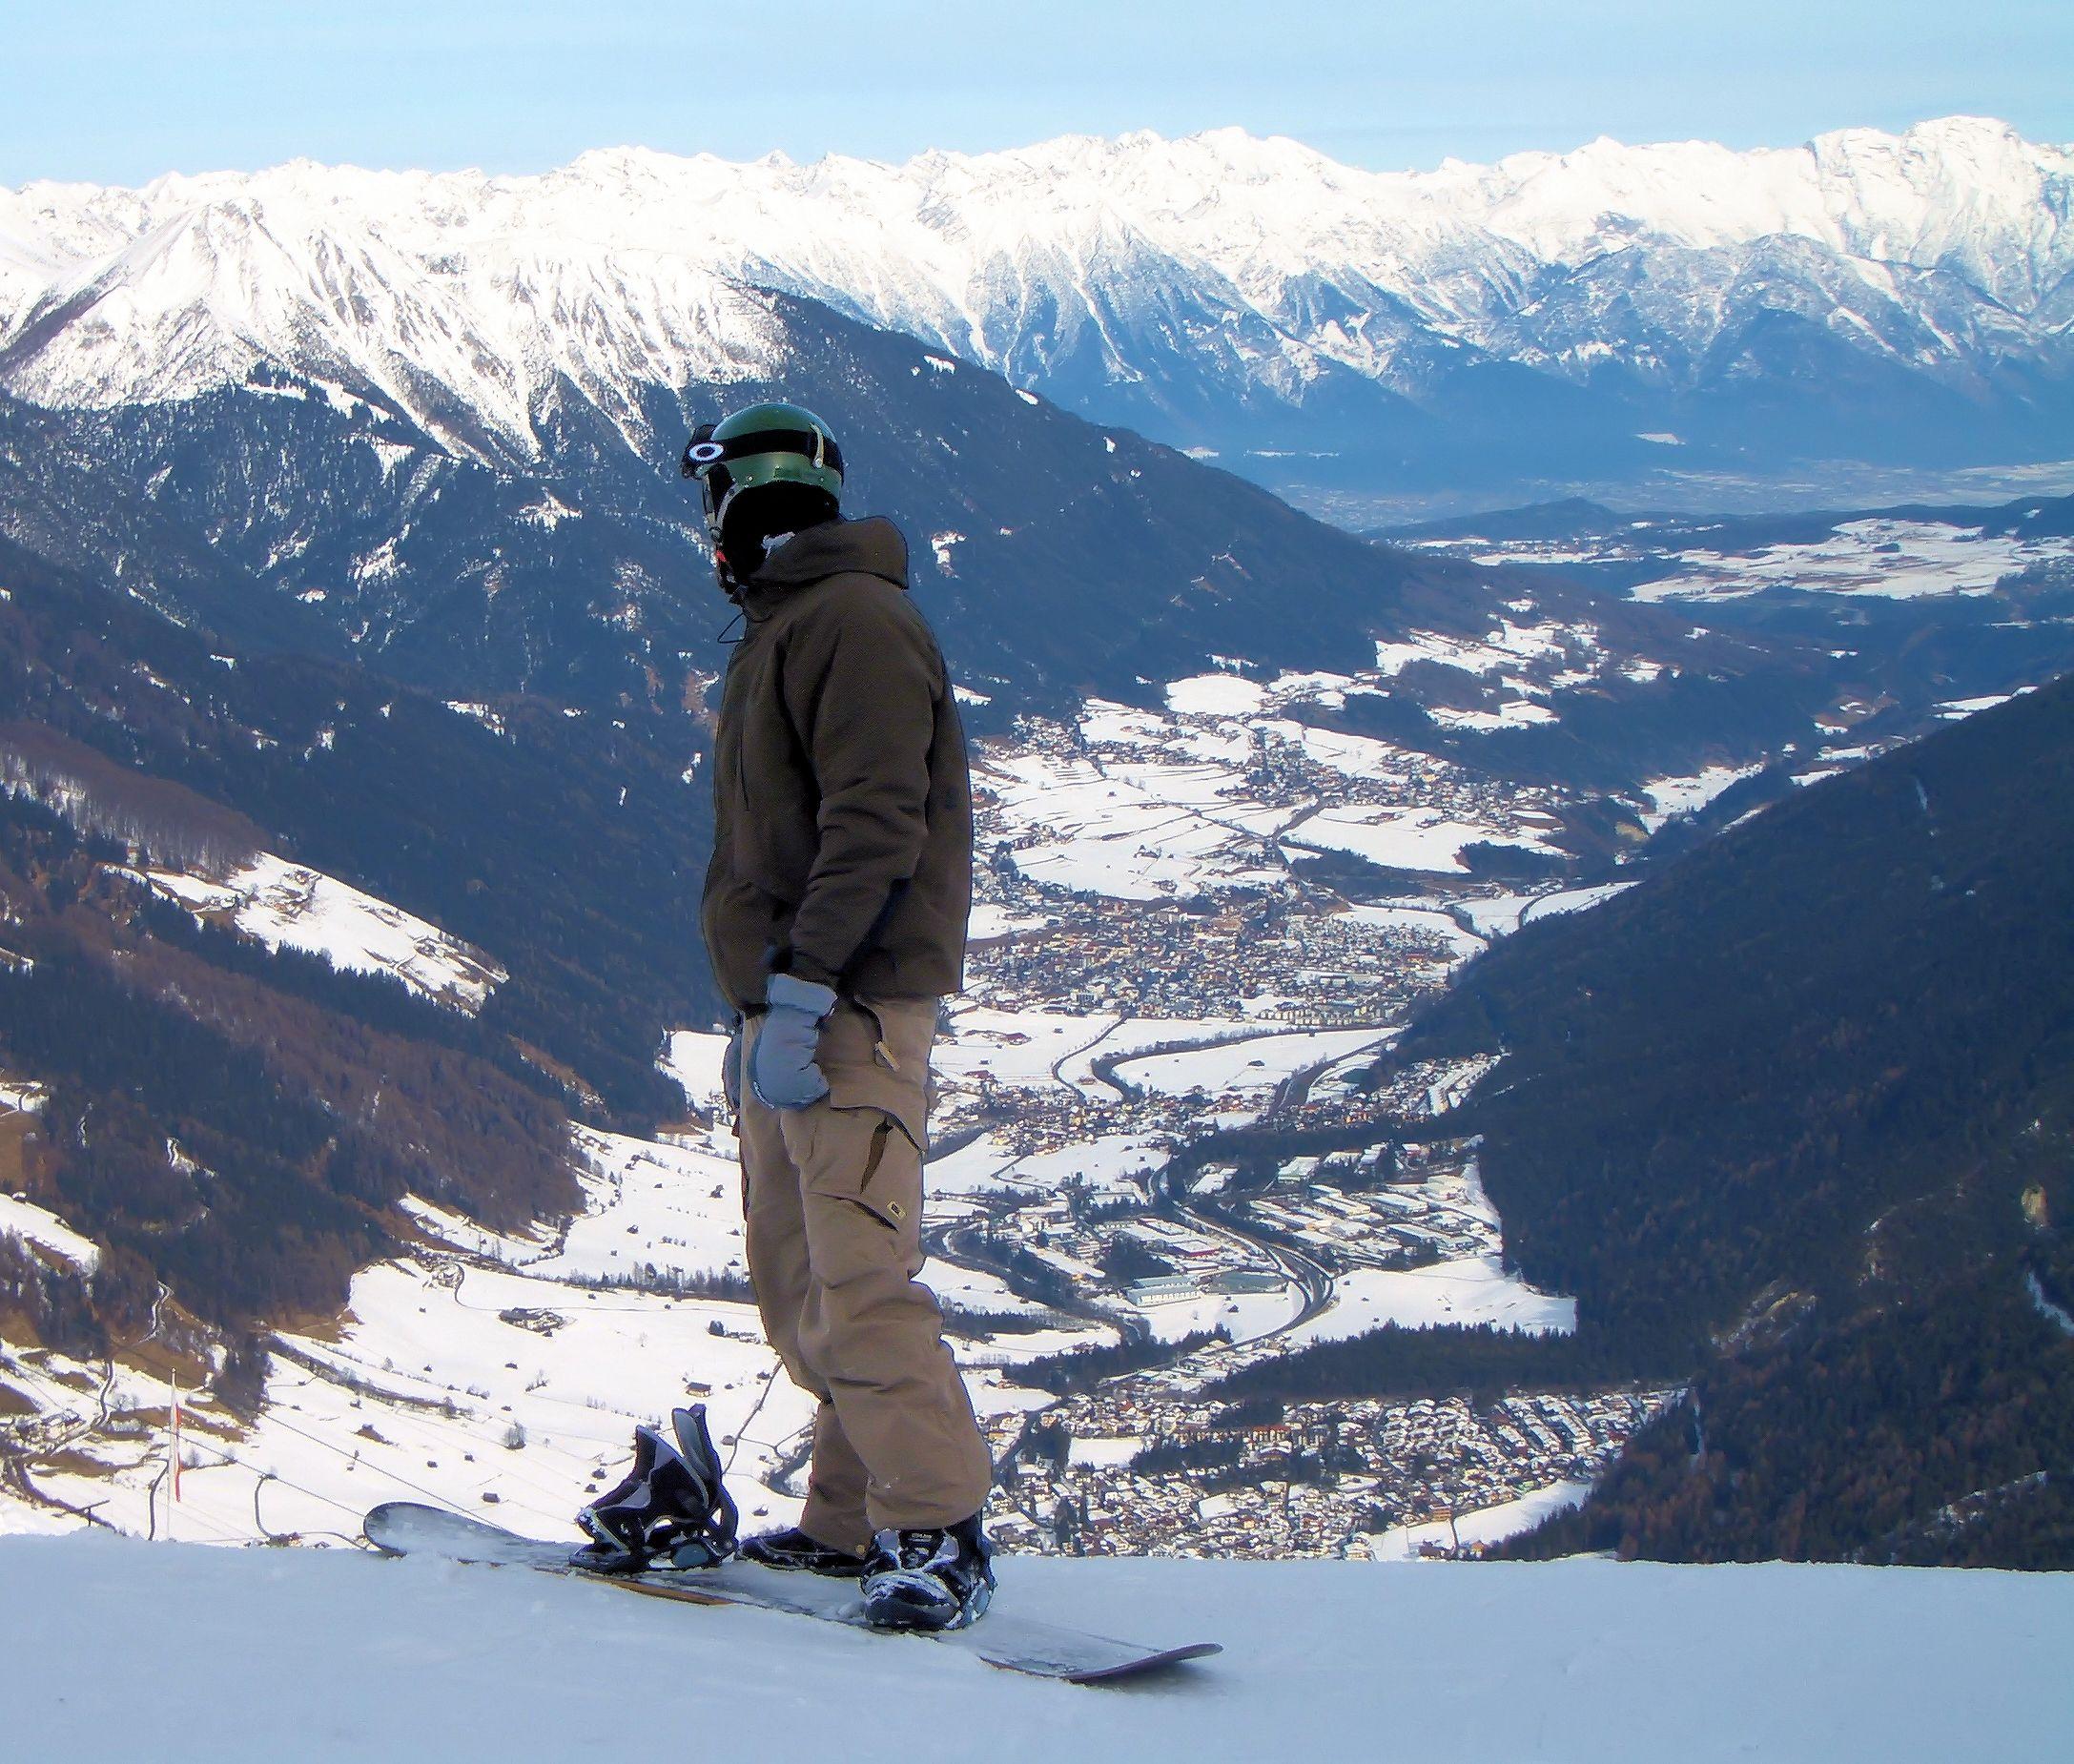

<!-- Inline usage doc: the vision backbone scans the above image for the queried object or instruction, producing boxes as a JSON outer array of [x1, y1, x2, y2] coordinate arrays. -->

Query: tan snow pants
[[737, 993, 994, 1550]]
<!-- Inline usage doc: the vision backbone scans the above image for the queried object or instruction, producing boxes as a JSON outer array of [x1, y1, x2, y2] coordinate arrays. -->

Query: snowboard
[[363, 1502, 1221, 1685]]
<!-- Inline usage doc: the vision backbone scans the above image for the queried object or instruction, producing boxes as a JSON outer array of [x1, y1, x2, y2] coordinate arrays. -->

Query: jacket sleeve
[[778, 583, 942, 988]]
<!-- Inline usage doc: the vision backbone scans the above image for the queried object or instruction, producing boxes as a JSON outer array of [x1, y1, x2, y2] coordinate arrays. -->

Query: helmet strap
[[712, 538, 746, 605]]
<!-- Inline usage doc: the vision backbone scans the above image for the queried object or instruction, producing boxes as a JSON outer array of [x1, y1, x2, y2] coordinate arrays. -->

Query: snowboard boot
[[739, 1526, 868, 1578], [573, 1405, 739, 1573], [860, 1514, 995, 1631]]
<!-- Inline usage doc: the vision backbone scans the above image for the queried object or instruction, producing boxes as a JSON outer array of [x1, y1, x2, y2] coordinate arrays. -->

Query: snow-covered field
[[1632, 518, 2074, 603], [4, 1534, 2067, 1764], [1283, 1254, 1578, 1346], [1292, 803, 1553, 873], [978, 729, 1287, 899], [934, 1005, 1144, 1092], [1937, 687, 2035, 722], [935, 1007, 1387, 1109], [1457, 881, 1636, 939], [0, 1192, 101, 1273], [5, 1116, 1060, 1552], [1369, 619, 1594, 680], [979, 691, 1575, 897], [144, 852, 505, 1012], [1238, 1150, 1575, 1345], [1637, 763, 1764, 830], [1108, 1026, 1386, 1098], [1366, 1478, 1593, 1561]]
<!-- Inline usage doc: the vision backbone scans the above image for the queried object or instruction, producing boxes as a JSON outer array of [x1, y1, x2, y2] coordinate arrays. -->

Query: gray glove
[[722, 1021, 743, 1114], [750, 974, 837, 1110]]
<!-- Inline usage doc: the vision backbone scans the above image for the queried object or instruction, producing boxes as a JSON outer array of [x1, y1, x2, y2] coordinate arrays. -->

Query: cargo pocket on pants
[[809, 1107, 923, 1234], [814, 997, 932, 1158]]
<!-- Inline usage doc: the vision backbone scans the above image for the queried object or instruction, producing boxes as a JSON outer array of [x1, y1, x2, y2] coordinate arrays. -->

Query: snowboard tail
[[363, 1502, 1220, 1685]]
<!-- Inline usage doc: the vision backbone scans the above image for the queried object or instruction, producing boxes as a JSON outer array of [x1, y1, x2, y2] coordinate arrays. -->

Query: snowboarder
[[586, 401, 995, 1631]]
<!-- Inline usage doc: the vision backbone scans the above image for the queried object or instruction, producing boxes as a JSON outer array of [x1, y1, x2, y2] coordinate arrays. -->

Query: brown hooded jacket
[[700, 516, 973, 1015]]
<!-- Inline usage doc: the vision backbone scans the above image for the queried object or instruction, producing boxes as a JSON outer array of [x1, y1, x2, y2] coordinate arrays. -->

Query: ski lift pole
[[168, 1371, 182, 1529]]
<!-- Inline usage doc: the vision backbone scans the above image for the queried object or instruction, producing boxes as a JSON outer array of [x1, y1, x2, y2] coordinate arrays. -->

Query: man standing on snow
[[680, 400, 994, 1630]]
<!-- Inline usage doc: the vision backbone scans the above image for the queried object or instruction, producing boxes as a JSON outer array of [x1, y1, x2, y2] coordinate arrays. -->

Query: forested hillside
[[0, 535, 748, 1364], [0, 310, 1890, 796], [0, 537, 712, 1118], [1361, 675, 2074, 1565]]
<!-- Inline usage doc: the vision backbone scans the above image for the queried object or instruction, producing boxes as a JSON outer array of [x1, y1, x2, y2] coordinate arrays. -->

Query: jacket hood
[[749, 516, 909, 596]]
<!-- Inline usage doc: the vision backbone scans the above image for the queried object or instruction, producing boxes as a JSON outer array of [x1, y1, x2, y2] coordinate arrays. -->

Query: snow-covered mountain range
[[2, 116, 2069, 506]]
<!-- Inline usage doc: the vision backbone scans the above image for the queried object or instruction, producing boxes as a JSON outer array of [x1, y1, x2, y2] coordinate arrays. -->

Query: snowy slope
[[144, 852, 506, 1012], [0, 1192, 99, 1274], [2, 1533, 2068, 1764], [1, 116, 2067, 475]]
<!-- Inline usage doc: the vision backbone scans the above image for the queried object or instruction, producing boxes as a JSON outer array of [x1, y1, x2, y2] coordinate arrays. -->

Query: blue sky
[[5, 0, 2070, 186]]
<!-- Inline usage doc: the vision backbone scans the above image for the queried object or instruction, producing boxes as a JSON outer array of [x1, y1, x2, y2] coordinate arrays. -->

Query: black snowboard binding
[[859, 1515, 995, 1631], [573, 1405, 739, 1573]]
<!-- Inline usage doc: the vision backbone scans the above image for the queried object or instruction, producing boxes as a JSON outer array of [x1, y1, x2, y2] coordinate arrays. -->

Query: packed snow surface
[[2, 1534, 2068, 1764]]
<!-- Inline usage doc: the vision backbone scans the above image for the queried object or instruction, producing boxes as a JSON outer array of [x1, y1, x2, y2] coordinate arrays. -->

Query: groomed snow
[[4, 1535, 2067, 1764]]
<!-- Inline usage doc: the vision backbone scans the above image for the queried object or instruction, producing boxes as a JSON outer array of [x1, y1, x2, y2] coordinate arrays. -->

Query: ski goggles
[[679, 421, 845, 506]]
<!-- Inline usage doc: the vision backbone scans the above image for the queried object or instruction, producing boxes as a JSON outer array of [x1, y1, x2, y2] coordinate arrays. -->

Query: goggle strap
[[686, 428, 844, 478]]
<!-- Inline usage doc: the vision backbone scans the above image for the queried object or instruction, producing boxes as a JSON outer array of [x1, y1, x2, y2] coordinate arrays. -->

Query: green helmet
[[680, 400, 844, 537]]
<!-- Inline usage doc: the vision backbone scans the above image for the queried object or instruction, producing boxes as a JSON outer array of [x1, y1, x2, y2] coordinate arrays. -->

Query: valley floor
[[1, 1533, 2067, 1763], [5, 522, 2066, 1562]]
